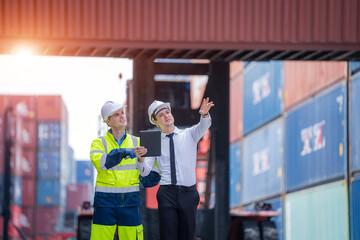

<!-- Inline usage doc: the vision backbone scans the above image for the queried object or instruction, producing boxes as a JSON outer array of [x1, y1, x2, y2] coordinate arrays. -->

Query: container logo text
[[252, 72, 271, 105], [253, 148, 270, 175], [300, 120, 326, 156]]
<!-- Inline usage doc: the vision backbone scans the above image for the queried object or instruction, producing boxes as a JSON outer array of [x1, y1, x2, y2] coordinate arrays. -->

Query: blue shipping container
[[351, 73, 360, 171], [242, 118, 283, 203], [243, 196, 284, 240], [351, 173, 360, 240], [229, 141, 241, 208], [350, 61, 360, 74], [285, 82, 347, 191], [243, 61, 283, 135], [38, 122, 62, 150], [37, 178, 65, 206], [37, 150, 61, 178], [76, 160, 94, 185]]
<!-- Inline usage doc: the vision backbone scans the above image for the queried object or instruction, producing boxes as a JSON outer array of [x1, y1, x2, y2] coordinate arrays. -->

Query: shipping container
[[37, 179, 66, 207], [350, 62, 360, 74], [0, 205, 22, 238], [285, 181, 349, 240], [11, 95, 37, 120], [1, 175, 23, 206], [19, 120, 37, 149], [21, 207, 36, 235], [36, 206, 64, 235], [285, 82, 347, 191], [243, 196, 284, 240], [350, 173, 360, 240], [37, 95, 67, 122], [22, 178, 36, 207], [351, 73, 360, 172], [284, 61, 347, 110], [76, 160, 94, 185], [230, 61, 244, 142], [66, 183, 92, 210], [243, 61, 283, 135], [37, 122, 62, 150], [10, 145, 23, 176], [21, 149, 37, 178], [37, 150, 61, 178], [242, 118, 283, 203], [229, 141, 241, 208]]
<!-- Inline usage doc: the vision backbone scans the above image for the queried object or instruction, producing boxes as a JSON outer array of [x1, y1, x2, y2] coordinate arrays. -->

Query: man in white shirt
[[135, 97, 214, 240]]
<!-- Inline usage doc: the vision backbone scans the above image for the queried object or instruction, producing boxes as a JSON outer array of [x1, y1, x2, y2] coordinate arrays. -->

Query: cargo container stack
[[0, 95, 25, 239], [349, 61, 360, 240], [64, 160, 94, 232], [35, 96, 69, 239]]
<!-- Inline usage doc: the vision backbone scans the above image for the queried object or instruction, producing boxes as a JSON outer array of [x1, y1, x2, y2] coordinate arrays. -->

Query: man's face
[[154, 108, 174, 128], [106, 109, 127, 128]]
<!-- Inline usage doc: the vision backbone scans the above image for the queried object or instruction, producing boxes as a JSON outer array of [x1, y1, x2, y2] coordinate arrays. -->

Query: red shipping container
[[37, 96, 67, 122], [22, 178, 36, 206], [21, 207, 36, 235], [66, 183, 92, 210], [284, 61, 347, 110], [20, 120, 37, 149], [10, 145, 23, 177], [230, 61, 244, 79], [146, 184, 160, 209], [9, 205, 22, 237], [229, 61, 244, 143], [21, 149, 37, 178], [36, 206, 64, 235], [11, 95, 37, 120], [0, 143, 4, 174]]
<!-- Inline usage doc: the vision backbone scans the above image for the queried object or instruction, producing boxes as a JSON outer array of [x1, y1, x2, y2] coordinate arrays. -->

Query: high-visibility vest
[[90, 131, 140, 194]]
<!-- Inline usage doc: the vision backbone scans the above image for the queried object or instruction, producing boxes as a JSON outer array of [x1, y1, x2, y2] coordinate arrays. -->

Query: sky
[[0, 54, 133, 160]]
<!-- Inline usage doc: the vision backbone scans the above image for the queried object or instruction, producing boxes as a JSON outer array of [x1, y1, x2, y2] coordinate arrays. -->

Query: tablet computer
[[140, 129, 161, 157]]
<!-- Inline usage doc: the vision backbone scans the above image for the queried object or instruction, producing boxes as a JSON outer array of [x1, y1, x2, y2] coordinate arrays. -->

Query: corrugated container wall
[[229, 141, 241, 208], [242, 118, 283, 203], [37, 95, 67, 122], [350, 62, 360, 74], [285, 82, 347, 192], [0, 0, 359, 47], [285, 181, 349, 240], [284, 61, 347, 110], [37, 178, 66, 207], [351, 73, 360, 172], [36, 206, 64, 235], [351, 173, 360, 240], [229, 61, 244, 142], [243, 61, 283, 135], [76, 160, 94, 185], [66, 183, 92, 210], [243, 196, 284, 240]]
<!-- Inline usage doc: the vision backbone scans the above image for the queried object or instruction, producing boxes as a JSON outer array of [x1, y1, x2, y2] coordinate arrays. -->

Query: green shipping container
[[285, 181, 349, 240]]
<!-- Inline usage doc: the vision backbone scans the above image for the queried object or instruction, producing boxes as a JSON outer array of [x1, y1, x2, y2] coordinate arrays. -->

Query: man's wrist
[[202, 113, 209, 118]]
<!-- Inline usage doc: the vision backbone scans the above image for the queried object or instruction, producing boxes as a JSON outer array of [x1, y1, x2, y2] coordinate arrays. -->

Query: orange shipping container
[[229, 61, 244, 143], [284, 61, 347, 110], [37, 96, 67, 122]]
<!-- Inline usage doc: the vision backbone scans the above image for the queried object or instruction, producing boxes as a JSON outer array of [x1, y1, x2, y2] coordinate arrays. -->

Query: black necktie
[[166, 133, 177, 185]]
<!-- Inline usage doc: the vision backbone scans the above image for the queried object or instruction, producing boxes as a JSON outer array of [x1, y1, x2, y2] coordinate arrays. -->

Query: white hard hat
[[101, 101, 126, 122], [148, 100, 171, 125]]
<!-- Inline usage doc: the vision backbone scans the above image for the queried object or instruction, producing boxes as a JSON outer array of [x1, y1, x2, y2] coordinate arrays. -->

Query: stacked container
[[36, 96, 68, 238], [349, 64, 360, 240], [229, 60, 348, 240]]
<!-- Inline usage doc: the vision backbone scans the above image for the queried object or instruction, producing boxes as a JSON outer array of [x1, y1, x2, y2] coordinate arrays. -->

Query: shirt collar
[[161, 127, 179, 138], [109, 129, 127, 147]]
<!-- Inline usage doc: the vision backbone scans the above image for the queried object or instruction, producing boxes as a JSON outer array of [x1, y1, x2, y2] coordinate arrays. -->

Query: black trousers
[[156, 184, 200, 240]]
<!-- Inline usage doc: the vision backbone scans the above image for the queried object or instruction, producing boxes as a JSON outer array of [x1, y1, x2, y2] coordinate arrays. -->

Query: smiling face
[[106, 108, 127, 129], [154, 108, 174, 130]]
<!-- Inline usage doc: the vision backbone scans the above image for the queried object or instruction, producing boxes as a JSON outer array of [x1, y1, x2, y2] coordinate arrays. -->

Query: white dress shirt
[[138, 114, 211, 186]]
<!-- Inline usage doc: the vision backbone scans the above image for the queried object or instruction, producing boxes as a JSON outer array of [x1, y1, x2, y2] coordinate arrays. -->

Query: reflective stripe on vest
[[95, 185, 140, 193]]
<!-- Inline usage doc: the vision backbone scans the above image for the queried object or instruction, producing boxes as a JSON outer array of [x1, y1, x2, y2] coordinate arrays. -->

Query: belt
[[161, 184, 197, 191]]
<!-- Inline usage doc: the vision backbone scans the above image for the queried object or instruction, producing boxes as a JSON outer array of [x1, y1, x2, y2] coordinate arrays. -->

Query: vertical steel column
[[132, 58, 156, 134], [205, 61, 230, 240]]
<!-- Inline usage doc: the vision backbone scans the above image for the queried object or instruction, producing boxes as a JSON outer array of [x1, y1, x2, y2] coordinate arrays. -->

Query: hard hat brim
[[149, 102, 171, 125]]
